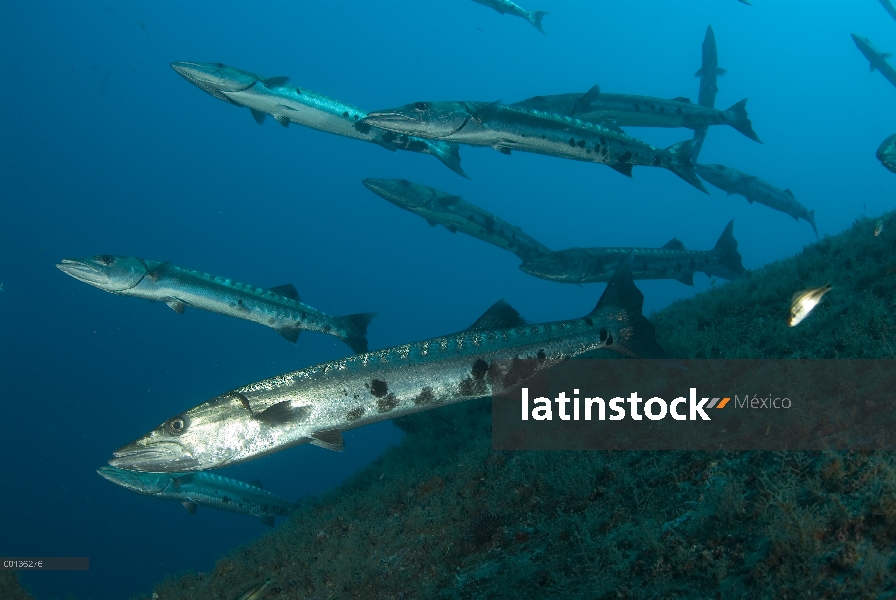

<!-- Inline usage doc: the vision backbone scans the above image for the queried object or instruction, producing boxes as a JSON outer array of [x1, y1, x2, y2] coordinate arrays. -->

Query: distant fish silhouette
[[138, 18, 148, 34]]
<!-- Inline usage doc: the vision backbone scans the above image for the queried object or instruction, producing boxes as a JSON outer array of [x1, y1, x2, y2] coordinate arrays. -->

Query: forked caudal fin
[[665, 140, 709, 194], [709, 219, 746, 280], [336, 313, 378, 354], [806, 210, 818, 239], [528, 11, 548, 35], [589, 252, 668, 359], [724, 99, 762, 143]]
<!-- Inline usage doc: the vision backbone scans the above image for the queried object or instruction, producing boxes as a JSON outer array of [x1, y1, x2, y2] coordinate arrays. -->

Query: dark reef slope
[[0, 572, 35, 600], [139, 215, 896, 600]]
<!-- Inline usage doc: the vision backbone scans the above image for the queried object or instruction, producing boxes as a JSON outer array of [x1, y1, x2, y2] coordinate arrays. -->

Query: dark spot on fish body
[[342, 111, 349, 117], [568, 137, 576, 147], [653, 156, 661, 166], [619, 151, 632, 163], [346, 407, 365, 421], [472, 359, 490, 380], [633, 104, 641, 112], [537, 349, 546, 364], [353, 114, 358, 120], [377, 393, 399, 412], [676, 107, 682, 115], [301, 311, 307, 319], [383, 131, 395, 143], [577, 140, 586, 148], [414, 386, 435, 405], [408, 140, 425, 151], [222, 496, 230, 504], [459, 376, 487, 397], [583, 317, 593, 326], [659, 107, 665, 114], [322, 325, 331, 333], [354, 121, 371, 134], [599, 328, 608, 342], [484, 216, 495, 235], [370, 379, 388, 398], [502, 356, 540, 388]]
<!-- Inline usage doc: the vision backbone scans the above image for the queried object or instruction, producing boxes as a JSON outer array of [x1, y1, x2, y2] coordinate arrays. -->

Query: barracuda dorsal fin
[[263, 76, 289, 89], [310, 429, 344, 452], [166, 298, 186, 314], [784, 189, 795, 199], [466, 300, 526, 332], [661, 238, 686, 251], [581, 84, 601, 103], [254, 401, 310, 425], [182, 500, 197, 514], [472, 100, 504, 121], [250, 109, 266, 124], [269, 284, 299, 301], [248, 479, 264, 489]]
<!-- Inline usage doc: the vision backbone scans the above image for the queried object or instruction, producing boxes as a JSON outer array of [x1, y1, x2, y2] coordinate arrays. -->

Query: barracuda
[[852, 34, 896, 90], [170, 61, 466, 178], [362, 101, 707, 193], [108, 255, 666, 473], [511, 85, 760, 143], [97, 466, 295, 526], [520, 220, 744, 285], [692, 25, 726, 160], [57, 255, 375, 353], [470, 0, 547, 34], [362, 178, 551, 262], [695, 164, 818, 238]]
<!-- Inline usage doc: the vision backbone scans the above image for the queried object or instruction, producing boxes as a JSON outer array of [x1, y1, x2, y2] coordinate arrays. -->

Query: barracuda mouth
[[109, 441, 199, 473], [56, 258, 103, 283], [96, 466, 169, 493], [170, 62, 252, 104]]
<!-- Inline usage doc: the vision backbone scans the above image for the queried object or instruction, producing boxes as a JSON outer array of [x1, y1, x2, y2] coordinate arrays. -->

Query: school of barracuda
[[53, 0, 893, 527]]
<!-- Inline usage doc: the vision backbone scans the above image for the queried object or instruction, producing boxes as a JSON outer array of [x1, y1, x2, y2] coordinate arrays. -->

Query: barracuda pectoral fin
[[309, 429, 344, 452], [494, 144, 513, 155], [263, 76, 290, 89], [268, 284, 299, 301], [580, 84, 601, 105], [254, 401, 310, 425], [438, 195, 463, 206], [250, 109, 267, 125], [166, 298, 187, 314], [182, 500, 197, 514], [275, 325, 301, 343], [661, 238, 686, 251], [472, 100, 504, 122], [465, 299, 527, 332]]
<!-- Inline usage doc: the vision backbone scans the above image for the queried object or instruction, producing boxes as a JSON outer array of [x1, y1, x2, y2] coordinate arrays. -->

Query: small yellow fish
[[875, 218, 885, 236], [788, 284, 831, 327], [234, 578, 273, 600]]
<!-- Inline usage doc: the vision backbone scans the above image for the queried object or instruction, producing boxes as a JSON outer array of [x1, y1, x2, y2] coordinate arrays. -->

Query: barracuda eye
[[413, 102, 429, 111], [167, 416, 188, 435], [96, 255, 114, 266]]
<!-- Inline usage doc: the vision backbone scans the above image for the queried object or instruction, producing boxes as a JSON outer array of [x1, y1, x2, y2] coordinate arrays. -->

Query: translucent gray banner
[[491, 360, 896, 450]]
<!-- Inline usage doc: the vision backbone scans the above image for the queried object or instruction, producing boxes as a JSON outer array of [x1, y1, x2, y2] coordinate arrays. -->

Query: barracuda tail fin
[[724, 99, 763, 143], [529, 11, 548, 34], [709, 219, 745, 280], [336, 313, 377, 354], [429, 141, 468, 179], [590, 252, 668, 359], [665, 140, 709, 194], [806, 209, 818, 239]]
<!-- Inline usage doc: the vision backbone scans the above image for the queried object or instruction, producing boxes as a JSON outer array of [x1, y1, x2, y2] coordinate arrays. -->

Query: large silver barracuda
[[362, 101, 707, 193], [170, 62, 466, 178], [362, 178, 551, 262], [108, 255, 666, 473], [520, 220, 744, 285], [511, 85, 760, 143], [97, 466, 295, 526], [695, 164, 818, 238], [882, 0, 896, 23], [852, 34, 896, 90], [57, 255, 375, 353], [470, 0, 547, 34]]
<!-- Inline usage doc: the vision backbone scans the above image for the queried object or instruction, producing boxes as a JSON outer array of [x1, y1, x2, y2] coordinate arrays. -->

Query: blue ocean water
[[1, 1, 894, 597]]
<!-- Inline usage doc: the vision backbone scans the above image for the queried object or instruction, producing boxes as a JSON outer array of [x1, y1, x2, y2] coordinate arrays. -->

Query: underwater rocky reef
[[127, 213, 896, 600]]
